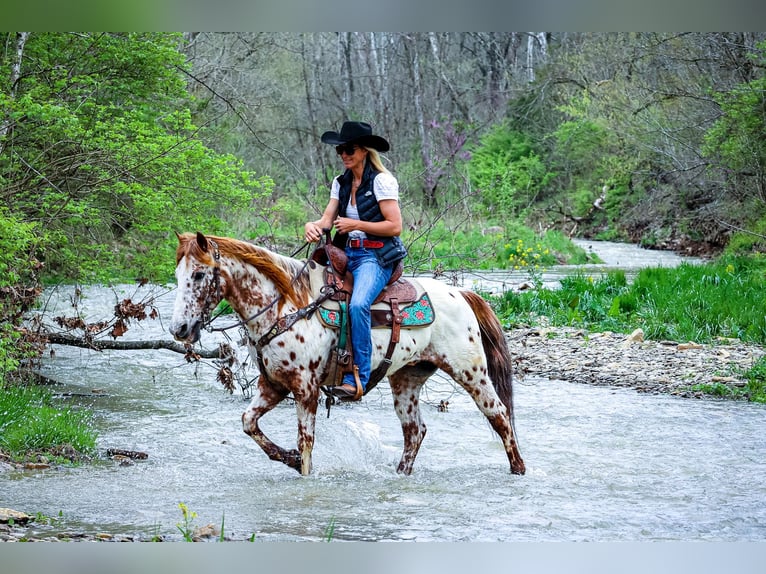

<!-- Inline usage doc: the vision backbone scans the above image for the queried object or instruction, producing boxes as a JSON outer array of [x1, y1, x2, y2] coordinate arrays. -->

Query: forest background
[[2, 31, 766, 382]]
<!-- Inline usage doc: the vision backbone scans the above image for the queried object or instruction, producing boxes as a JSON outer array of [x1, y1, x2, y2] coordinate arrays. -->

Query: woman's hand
[[304, 222, 324, 242], [332, 216, 357, 235]]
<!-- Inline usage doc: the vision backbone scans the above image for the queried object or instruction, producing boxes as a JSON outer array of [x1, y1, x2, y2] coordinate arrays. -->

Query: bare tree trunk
[[407, 36, 436, 207], [0, 32, 29, 156], [340, 32, 353, 113], [300, 33, 321, 183], [527, 33, 536, 83], [527, 32, 549, 83], [428, 32, 470, 122], [379, 33, 395, 139], [46, 332, 223, 358], [9, 32, 28, 96], [509, 32, 523, 76]]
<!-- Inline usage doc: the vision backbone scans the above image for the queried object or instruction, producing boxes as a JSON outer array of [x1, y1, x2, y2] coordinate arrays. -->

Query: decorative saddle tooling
[[308, 240, 435, 399]]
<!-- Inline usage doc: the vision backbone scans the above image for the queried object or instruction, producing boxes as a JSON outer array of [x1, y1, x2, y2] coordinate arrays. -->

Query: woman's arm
[[304, 198, 339, 242]]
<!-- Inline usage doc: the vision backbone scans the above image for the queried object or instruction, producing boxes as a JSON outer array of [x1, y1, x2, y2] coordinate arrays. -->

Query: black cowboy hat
[[320, 121, 390, 152]]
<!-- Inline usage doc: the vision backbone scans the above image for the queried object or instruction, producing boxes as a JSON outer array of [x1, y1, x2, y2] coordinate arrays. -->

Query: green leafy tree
[[703, 41, 766, 208], [1, 32, 272, 282], [0, 208, 43, 377], [468, 123, 553, 218]]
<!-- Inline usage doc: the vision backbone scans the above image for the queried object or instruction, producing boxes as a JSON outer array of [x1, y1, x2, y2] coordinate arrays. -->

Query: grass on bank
[[0, 383, 97, 463], [491, 255, 766, 402], [404, 221, 597, 273]]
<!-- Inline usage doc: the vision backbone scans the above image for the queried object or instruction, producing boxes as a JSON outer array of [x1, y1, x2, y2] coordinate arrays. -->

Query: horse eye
[[192, 271, 206, 282]]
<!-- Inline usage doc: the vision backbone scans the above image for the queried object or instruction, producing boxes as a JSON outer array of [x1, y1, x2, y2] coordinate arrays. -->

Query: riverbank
[[509, 325, 766, 398]]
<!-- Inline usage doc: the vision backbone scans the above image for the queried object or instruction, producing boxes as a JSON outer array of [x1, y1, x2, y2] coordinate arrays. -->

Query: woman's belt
[[347, 238, 384, 249]]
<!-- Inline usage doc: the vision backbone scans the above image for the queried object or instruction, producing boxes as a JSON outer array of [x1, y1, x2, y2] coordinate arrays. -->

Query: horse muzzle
[[169, 319, 202, 344]]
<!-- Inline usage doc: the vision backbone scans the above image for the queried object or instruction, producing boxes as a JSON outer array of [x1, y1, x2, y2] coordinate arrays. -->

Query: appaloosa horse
[[169, 232, 525, 476]]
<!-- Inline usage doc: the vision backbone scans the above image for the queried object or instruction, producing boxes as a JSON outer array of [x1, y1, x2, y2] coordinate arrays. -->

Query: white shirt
[[330, 172, 399, 240]]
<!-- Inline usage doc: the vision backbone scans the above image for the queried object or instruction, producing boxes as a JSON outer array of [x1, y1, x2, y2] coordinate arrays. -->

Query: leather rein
[[199, 237, 339, 352]]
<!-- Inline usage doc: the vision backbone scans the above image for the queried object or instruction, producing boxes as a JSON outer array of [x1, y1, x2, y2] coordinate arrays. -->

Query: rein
[[201, 238, 334, 343]]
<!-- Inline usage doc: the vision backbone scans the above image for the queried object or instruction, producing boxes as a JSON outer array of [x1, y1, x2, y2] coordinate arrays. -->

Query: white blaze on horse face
[[169, 256, 208, 343]]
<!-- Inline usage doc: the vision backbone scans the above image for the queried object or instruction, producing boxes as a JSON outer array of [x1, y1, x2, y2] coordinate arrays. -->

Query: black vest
[[336, 162, 407, 267]]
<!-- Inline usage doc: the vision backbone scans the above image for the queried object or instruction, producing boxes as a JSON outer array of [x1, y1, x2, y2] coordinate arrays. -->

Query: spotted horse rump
[[169, 231, 525, 477]]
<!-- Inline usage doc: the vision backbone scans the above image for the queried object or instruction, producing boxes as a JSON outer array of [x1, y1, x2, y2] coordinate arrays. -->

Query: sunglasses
[[335, 143, 358, 156]]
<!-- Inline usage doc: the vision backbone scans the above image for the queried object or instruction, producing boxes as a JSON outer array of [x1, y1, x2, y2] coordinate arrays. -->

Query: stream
[[2, 240, 765, 542]]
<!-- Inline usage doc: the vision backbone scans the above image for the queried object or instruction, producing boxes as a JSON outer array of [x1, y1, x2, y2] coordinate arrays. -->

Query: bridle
[[198, 238, 222, 330], [196, 238, 337, 349]]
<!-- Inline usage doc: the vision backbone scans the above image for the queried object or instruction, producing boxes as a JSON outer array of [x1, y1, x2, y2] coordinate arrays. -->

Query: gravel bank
[[510, 326, 766, 398]]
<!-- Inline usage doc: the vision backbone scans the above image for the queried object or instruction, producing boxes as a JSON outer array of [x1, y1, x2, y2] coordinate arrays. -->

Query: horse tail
[[460, 290, 515, 418]]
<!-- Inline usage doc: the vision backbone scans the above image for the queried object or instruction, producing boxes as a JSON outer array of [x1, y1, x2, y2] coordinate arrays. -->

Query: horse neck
[[218, 250, 302, 330]]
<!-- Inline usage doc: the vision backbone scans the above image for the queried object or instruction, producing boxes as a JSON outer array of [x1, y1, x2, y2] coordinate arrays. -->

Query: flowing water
[[3, 241, 765, 542]]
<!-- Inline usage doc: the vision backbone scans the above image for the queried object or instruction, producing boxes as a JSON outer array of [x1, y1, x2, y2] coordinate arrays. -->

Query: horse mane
[[176, 233, 311, 307]]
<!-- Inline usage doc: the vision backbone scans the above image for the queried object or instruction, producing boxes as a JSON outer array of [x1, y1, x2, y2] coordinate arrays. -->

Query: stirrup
[[330, 366, 364, 402]]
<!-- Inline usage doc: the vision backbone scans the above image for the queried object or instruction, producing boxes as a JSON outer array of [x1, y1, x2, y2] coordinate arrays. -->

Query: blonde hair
[[363, 147, 391, 175]]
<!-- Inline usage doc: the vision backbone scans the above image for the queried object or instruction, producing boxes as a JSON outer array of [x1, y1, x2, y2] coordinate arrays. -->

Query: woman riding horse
[[169, 232, 524, 477], [304, 121, 408, 401]]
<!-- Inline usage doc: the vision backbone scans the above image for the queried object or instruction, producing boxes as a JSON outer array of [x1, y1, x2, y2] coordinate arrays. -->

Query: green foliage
[[742, 356, 766, 403], [722, 214, 766, 256], [0, 209, 44, 375], [468, 123, 553, 217], [495, 270, 630, 331], [235, 193, 309, 247], [1, 33, 273, 283], [404, 219, 592, 274], [405, 221, 504, 272], [688, 355, 766, 403], [0, 384, 96, 457], [703, 42, 766, 184], [493, 257, 766, 348], [548, 97, 638, 226], [631, 259, 766, 343], [553, 118, 609, 169], [324, 516, 336, 542], [176, 502, 198, 542], [493, 255, 766, 404]]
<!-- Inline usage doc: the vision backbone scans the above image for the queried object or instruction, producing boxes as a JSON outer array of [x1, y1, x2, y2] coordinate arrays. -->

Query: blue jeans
[[344, 247, 393, 390]]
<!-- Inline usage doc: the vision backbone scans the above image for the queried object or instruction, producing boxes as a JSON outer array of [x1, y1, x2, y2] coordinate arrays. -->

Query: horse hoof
[[285, 449, 302, 471]]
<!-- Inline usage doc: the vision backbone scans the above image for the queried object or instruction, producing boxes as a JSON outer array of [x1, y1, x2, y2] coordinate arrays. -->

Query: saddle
[[309, 238, 434, 399]]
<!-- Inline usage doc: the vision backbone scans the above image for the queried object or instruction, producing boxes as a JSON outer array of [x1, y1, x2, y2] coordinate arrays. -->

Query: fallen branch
[[46, 332, 223, 359]]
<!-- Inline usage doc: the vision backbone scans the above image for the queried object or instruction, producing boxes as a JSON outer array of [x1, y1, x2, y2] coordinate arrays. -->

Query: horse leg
[[388, 362, 437, 475], [447, 364, 525, 475], [241, 376, 302, 473], [293, 388, 319, 476]]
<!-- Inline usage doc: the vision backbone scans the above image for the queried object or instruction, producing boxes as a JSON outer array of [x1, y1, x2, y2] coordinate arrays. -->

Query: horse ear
[[195, 231, 208, 251], [175, 231, 183, 242]]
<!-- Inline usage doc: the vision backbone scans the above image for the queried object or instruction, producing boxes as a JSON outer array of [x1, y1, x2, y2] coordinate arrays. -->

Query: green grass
[[687, 357, 766, 403], [490, 255, 766, 402], [742, 355, 766, 403], [404, 220, 598, 273], [494, 269, 634, 332], [630, 258, 766, 343], [495, 257, 766, 344], [0, 383, 97, 460]]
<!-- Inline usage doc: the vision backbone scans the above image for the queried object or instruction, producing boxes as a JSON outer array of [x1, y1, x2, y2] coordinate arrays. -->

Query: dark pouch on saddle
[[332, 231, 348, 249], [312, 230, 348, 275]]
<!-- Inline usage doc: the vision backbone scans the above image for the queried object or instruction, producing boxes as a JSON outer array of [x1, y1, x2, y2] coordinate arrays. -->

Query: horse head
[[169, 231, 223, 344]]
